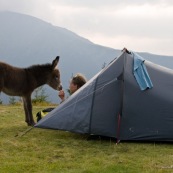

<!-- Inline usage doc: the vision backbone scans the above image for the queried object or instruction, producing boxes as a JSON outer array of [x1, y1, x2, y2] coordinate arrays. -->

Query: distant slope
[[0, 11, 119, 70], [0, 11, 173, 104], [139, 52, 173, 70]]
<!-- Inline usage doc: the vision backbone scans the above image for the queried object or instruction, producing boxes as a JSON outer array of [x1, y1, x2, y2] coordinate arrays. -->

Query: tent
[[35, 49, 173, 141]]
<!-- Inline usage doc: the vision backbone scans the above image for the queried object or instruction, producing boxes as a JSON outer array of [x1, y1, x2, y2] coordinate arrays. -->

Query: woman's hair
[[71, 73, 87, 89]]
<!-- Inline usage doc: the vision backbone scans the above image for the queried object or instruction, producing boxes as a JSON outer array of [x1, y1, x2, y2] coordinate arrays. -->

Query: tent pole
[[116, 50, 130, 144], [116, 113, 121, 144]]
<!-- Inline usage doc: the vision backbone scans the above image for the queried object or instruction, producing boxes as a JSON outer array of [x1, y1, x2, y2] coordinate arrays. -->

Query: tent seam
[[88, 76, 99, 134], [117, 52, 127, 141]]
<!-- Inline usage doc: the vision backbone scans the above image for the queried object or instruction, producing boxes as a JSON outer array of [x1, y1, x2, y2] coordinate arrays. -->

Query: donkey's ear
[[52, 56, 59, 69]]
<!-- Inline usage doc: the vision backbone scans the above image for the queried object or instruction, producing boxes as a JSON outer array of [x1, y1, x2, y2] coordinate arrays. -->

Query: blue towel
[[133, 52, 153, 90]]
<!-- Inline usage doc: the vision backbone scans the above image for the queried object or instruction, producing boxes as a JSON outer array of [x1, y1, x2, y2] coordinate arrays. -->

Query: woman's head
[[69, 73, 87, 94]]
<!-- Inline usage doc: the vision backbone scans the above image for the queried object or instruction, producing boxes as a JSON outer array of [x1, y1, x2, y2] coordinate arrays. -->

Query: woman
[[58, 73, 87, 102], [36, 73, 87, 122]]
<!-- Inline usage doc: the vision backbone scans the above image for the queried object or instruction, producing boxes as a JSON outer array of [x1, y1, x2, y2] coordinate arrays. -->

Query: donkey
[[0, 56, 62, 126]]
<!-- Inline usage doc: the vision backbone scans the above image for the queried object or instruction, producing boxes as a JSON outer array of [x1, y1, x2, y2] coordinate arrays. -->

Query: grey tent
[[35, 50, 173, 141]]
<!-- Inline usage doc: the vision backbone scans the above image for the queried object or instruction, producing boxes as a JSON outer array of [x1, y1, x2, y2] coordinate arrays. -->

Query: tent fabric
[[133, 52, 153, 90], [35, 51, 173, 142], [120, 57, 173, 141]]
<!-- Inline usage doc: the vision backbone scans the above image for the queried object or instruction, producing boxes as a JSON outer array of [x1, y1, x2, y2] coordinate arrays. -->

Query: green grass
[[0, 105, 173, 173]]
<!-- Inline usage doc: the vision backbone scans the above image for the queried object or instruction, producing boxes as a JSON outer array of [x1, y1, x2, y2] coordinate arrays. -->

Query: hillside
[[0, 11, 173, 103], [1, 105, 173, 172]]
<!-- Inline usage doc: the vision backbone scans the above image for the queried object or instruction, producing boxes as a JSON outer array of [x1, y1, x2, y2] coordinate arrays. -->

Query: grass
[[0, 105, 173, 173]]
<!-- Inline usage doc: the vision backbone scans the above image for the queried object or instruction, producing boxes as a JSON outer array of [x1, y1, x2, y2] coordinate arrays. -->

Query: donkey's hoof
[[27, 122, 36, 126]]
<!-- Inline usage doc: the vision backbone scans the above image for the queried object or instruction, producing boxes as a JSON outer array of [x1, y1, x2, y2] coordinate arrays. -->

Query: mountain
[[0, 11, 173, 104]]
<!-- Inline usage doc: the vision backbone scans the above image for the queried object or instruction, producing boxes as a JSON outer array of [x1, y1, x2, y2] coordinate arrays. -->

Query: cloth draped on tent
[[133, 52, 153, 90]]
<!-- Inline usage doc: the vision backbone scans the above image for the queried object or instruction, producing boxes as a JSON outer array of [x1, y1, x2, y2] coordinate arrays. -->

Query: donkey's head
[[47, 56, 62, 91]]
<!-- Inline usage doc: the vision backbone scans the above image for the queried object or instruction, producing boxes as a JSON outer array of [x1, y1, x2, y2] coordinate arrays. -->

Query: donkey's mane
[[25, 63, 53, 74]]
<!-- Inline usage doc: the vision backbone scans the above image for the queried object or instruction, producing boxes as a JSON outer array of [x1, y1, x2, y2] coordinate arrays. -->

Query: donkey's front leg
[[22, 95, 35, 126]]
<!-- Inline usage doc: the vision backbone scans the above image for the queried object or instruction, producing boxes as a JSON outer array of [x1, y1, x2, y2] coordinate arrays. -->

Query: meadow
[[0, 105, 173, 173]]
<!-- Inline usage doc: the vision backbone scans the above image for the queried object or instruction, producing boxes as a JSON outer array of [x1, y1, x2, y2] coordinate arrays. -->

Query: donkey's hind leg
[[22, 96, 35, 126]]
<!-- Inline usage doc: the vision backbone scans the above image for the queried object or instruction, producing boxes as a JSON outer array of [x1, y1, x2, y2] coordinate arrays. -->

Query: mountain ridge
[[0, 11, 173, 104]]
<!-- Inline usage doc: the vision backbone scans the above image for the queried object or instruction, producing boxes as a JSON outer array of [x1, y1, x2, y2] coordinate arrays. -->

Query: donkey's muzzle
[[58, 84, 63, 91]]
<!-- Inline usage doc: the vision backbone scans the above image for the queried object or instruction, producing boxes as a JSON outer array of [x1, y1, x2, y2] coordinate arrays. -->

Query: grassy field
[[0, 105, 173, 173]]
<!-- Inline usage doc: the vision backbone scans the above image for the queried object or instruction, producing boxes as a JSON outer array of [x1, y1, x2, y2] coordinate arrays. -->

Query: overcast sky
[[0, 0, 173, 56]]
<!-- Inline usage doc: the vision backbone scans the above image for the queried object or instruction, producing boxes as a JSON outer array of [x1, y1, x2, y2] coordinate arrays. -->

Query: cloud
[[44, 0, 173, 8], [46, 2, 173, 39]]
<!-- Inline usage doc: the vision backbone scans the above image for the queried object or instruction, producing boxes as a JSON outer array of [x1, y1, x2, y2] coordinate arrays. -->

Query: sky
[[0, 0, 173, 56]]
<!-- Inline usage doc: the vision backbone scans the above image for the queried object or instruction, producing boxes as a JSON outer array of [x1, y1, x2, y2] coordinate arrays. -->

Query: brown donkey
[[0, 56, 62, 126]]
